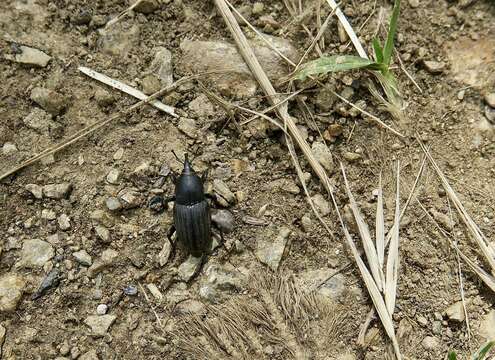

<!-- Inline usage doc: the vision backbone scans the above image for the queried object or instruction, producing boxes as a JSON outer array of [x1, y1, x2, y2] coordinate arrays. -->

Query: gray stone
[[17, 239, 54, 268], [25, 184, 43, 199], [177, 117, 198, 138], [485, 93, 495, 108], [480, 310, 495, 340], [73, 250, 92, 266], [423, 60, 445, 74], [134, 0, 159, 14], [421, 336, 439, 350], [5, 45, 51, 67], [43, 183, 72, 199], [213, 179, 235, 205], [105, 197, 122, 212], [71, 8, 92, 25], [2, 142, 17, 155], [141, 74, 161, 95], [211, 210, 235, 233], [298, 268, 345, 300], [180, 37, 299, 98], [23, 108, 56, 134], [0, 273, 26, 312], [311, 194, 331, 216], [87, 249, 119, 277], [255, 227, 290, 271], [148, 47, 173, 87], [188, 94, 215, 117], [30, 87, 67, 115], [311, 142, 334, 173], [177, 255, 202, 282], [175, 299, 206, 315], [445, 301, 465, 322], [106, 169, 120, 184], [84, 314, 116, 336], [58, 214, 71, 231], [94, 225, 110, 243]]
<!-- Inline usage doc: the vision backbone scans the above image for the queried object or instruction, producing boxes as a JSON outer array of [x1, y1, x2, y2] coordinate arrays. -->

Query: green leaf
[[372, 38, 384, 64], [448, 350, 457, 360], [473, 341, 495, 360], [295, 55, 382, 80], [383, 0, 401, 66]]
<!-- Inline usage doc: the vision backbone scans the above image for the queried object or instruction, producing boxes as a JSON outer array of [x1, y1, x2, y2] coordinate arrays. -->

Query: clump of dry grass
[[171, 273, 348, 360]]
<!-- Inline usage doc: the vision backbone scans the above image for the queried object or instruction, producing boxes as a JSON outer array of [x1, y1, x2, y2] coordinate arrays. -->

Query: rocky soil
[[1, 0, 494, 359]]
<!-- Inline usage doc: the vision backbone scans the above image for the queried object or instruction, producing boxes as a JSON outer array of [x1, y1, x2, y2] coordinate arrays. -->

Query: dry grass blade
[[104, 0, 145, 29], [385, 162, 400, 316], [214, 0, 334, 196], [341, 163, 384, 291], [79, 66, 177, 117], [324, 0, 368, 58], [0, 74, 199, 181], [376, 172, 385, 269], [417, 199, 495, 293], [419, 141, 495, 275], [340, 223, 401, 359]]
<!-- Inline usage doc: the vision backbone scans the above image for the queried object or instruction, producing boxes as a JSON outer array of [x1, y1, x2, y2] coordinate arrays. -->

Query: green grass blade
[[448, 351, 457, 360], [473, 341, 495, 360], [295, 55, 381, 80], [372, 38, 384, 64], [383, 0, 401, 66]]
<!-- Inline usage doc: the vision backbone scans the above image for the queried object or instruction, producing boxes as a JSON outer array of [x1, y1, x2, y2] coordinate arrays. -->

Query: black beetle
[[150, 153, 214, 257]]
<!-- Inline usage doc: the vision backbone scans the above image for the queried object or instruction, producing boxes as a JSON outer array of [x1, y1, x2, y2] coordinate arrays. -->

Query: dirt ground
[[1, 0, 494, 359]]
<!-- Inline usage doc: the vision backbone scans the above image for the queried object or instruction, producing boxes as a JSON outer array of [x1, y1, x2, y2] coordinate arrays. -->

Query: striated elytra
[[151, 153, 212, 257]]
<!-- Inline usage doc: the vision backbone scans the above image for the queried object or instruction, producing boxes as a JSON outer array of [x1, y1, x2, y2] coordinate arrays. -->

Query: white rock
[[480, 310, 495, 340], [96, 304, 108, 315], [177, 117, 198, 138], [421, 336, 439, 350], [445, 301, 465, 322], [43, 183, 72, 199], [311, 194, 331, 216], [106, 169, 120, 184]]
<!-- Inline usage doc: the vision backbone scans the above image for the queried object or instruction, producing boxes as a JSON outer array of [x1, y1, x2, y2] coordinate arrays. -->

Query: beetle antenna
[[171, 150, 182, 164]]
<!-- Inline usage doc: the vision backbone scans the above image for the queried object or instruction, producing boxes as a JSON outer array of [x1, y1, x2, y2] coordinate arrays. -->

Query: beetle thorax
[[175, 173, 205, 205]]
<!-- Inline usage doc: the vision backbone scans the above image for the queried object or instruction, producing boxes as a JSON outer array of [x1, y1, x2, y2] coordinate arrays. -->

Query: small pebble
[[124, 285, 138, 296], [252, 2, 264, 14], [96, 304, 108, 315], [113, 148, 124, 160], [106, 169, 120, 184], [106, 197, 122, 212], [422, 60, 445, 74]]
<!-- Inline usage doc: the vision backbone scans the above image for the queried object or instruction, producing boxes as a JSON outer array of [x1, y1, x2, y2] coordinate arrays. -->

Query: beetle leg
[[201, 168, 209, 183], [167, 224, 176, 241], [149, 195, 176, 212]]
